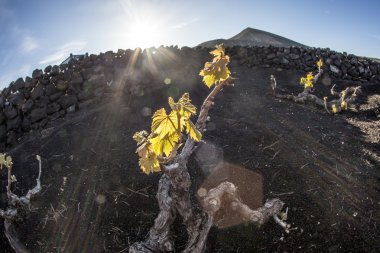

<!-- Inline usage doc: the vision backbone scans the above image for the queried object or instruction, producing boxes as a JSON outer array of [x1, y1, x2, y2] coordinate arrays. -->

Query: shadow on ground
[[0, 65, 379, 252]]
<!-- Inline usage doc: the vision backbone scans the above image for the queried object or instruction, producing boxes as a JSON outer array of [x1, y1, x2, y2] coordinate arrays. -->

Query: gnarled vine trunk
[[130, 78, 288, 252]]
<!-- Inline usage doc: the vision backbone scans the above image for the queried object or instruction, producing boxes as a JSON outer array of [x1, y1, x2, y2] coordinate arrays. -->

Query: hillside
[[198, 27, 308, 48]]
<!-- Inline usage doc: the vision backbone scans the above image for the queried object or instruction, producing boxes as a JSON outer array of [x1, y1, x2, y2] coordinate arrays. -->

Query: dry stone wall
[[227, 45, 380, 83], [1, 45, 379, 150]]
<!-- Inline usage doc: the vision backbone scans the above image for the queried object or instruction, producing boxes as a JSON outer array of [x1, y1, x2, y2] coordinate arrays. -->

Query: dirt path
[[0, 66, 379, 252]]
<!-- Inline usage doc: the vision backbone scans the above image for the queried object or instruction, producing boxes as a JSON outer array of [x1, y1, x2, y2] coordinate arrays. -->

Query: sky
[[0, 0, 379, 88]]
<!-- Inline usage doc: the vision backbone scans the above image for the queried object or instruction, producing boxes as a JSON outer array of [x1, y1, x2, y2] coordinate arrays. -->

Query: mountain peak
[[198, 27, 307, 48]]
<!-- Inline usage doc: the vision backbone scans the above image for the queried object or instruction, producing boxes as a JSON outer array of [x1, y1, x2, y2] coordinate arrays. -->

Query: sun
[[127, 20, 161, 49]]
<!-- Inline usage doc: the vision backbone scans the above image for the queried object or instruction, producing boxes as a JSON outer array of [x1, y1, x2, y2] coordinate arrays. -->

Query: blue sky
[[1, 0, 379, 88]]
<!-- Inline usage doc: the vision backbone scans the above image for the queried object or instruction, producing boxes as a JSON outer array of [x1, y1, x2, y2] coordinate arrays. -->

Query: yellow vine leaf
[[139, 154, 160, 174], [186, 120, 202, 142], [317, 59, 323, 71], [169, 93, 197, 118], [209, 44, 225, 58], [306, 72, 314, 82], [150, 133, 180, 157], [201, 73, 217, 88], [300, 77, 307, 85], [200, 44, 231, 88], [151, 108, 180, 138], [332, 104, 338, 113], [136, 141, 149, 157], [133, 130, 149, 145], [300, 72, 314, 88], [0, 153, 13, 169], [133, 137, 161, 174], [341, 100, 348, 110]]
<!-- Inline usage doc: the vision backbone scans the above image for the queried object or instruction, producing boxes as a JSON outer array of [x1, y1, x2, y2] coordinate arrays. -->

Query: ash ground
[[1, 65, 379, 252]]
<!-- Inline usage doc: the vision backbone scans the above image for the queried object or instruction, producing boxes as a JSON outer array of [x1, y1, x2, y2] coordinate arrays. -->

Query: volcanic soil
[[0, 65, 379, 252]]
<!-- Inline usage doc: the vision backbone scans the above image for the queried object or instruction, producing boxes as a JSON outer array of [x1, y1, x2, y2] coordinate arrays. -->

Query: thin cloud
[[21, 36, 38, 53], [368, 34, 380, 40], [39, 41, 87, 65], [171, 18, 199, 29]]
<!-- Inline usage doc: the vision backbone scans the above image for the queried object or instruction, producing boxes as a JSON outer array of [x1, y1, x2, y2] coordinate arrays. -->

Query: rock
[[117, 48, 125, 55], [0, 124, 6, 139], [80, 68, 92, 80], [321, 74, 332, 86], [358, 66, 365, 74], [369, 64, 378, 75], [32, 69, 43, 79], [83, 74, 106, 92], [31, 107, 47, 123], [79, 99, 94, 109], [67, 85, 81, 95], [39, 118, 48, 128], [0, 111, 5, 124], [47, 102, 61, 114], [40, 76, 50, 85], [272, 58, 280, 64], [49, 92, 64, 101], [35, 96, 50, 108], [63, 69, 73, 80], [59, 109, 66, 116], [6, 130, 18, 146], [57, 95, 78, 109], [21, 99, 34, 113], [45, 83, 58, 95], [70, 72, 83, 85], [12, 78, 25, 91], [290, 47, 300, 54], [237, 47, 248, 58], [6, 116, 22, 130], [44, 65, 52, 73], [77, 90, 91, 101], [341, 64, 348, 74], [94, 87, 105, 97], [289, 53, 300, 60], [31, 85, 45, 100], [8, 93, 25, 107], [66, 104, 76, 113], [60, 64, 68, 71], [22, 117, 31, 132], [56, 80, 68, 91], [333, 59, 342, 66], [281, 57, 290, 65], [2, 87, 11, 98], [24, 76, 35, 89], [50, 111, 60, 120], [51, 65, 60, 75], [329, 65, 340, 74], [350, 57, 358, 66], [4, 106, 18, 119], [266, 53, 276, 60], [348, 68, 359, 77]]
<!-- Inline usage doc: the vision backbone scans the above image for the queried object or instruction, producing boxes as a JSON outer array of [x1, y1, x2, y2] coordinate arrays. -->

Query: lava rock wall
[[0, 45, 379, 150]]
